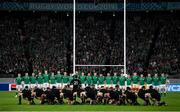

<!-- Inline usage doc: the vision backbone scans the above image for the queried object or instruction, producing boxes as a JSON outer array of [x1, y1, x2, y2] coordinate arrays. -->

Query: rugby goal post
[[73, 0, 127, 76]]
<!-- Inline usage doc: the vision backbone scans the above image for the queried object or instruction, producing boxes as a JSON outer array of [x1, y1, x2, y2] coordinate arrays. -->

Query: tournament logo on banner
[[168, 84, 180, 92]]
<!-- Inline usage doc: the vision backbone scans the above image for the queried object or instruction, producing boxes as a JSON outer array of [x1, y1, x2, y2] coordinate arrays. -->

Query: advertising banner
[[168, 84, 180, 92]]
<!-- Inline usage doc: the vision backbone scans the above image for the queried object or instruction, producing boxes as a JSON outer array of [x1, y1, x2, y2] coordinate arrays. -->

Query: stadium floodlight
[[73, 0, 127, 76]]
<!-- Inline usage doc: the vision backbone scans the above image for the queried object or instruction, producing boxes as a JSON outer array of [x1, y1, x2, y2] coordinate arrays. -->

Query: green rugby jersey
[[86, 76, 92, 84], [92, 76, 98, 84], [30, 76, 36, 84], [98, 76, 104, 84], [106, 76, 112, 84], [37, 75, 43, 84], [146, 76, 152, 84], [16, 76, 22, 85], [119, 76, 126, 86], [112, 76, 118, 84], [56, 73, 63, 83], [80, 75, 86, 84], [43, 74, 49, 83], [23, 76, 30, 84], [153, 77, 159, 86], [62, 75, 69, 83], [160, 76, 167, 84], [132, 75, 139, 84], [139, 77, 145, 85], [126, 77, 132, 85], [69, 76, 74, 83], [50, 75, 56, 84]]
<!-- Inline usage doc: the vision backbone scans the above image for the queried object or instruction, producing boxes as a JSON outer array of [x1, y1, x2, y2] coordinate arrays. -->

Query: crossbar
[[75, 65, 125, 67]]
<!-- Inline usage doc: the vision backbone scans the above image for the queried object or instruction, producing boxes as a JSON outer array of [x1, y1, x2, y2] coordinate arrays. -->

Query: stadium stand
[[0, 11, 179, 78]]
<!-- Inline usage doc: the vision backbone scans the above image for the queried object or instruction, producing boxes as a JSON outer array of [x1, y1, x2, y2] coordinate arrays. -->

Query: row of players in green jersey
[[79, 72, 167, 86], [16, 71, 167, 86], [16, 71, 72, 85]]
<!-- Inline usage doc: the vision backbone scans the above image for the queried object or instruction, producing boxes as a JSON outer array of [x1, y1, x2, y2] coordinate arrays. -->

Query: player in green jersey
[[92, 72, 98, 88], [86, 73, 92, 85], [50, 72, 56, 88], [105, 73, 112, 87], [146, 74, 153, 89], [126, 74, 132, 88], [132, 72, 139, 91], [30, 73, 36, 89], [23, 73, 30, 88], [56, 71, 63, 89], [69, 73, 74, 83], [62, 72, 69, 87], [80, 72, 86, 88], [79, 72, 86, 84], [119, 74, 126, 90], [43, 70, 50, 88], [159, 73, 168, 96], [98, 74, 105, 87], [15, 73, 22, 91], [37, 72, 43, 88], [139, 74, 145, 89], [112, 72, 119, 87], [153, 74, 160, 90]]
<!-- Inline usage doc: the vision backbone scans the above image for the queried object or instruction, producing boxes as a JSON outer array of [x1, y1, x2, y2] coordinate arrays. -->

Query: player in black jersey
[[138, 86, 151, 105], [147, 86, 167, 106], [41, 87, 51, 104], [124, 87, 139, 105], [61, 85, 74, 104], [33, 86, 44, 99], [70, 75, 81, 92], [96, 86, 105, 104], [98, 86, 111, 104], [84, 84, 98, 104], [70, 75, 82, 104], [103, 87, 111, 105], [18, 86, 35, 105], [50, 86, 61, 104], [109, 87, 117, 104], [109, 85, 125, 105]]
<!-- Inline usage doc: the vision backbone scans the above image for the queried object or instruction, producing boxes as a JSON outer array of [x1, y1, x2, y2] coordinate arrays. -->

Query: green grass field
[[0, 91, 180, 111]]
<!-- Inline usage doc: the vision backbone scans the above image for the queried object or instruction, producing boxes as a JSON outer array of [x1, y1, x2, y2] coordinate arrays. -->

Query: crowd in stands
[[125, 15, 158, 74], [0, 15, 28, 75], [148, 16, 180, 76], [0, 11, 179, 77], [0, 12, 72, 76], [76, 16, 111, 64], [24, 14, 71, 73]]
